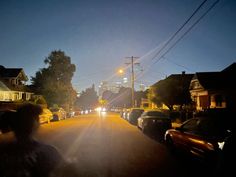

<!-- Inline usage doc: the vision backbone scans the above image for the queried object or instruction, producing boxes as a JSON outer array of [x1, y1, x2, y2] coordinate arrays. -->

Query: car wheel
[[142, 125, 148, 134]]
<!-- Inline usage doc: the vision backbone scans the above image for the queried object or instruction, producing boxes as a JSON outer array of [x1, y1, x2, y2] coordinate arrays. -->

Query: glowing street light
[[118, 69, 124, 74]]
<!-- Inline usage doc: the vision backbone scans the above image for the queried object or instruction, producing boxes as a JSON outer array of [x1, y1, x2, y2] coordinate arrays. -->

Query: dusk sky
[[0, 0, 235, 92]]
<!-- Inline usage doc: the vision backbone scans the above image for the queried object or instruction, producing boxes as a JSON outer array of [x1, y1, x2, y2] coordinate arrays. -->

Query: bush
[[35, 97, 47, 105]]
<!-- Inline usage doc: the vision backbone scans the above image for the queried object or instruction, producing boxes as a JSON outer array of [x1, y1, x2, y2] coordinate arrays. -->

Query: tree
[[31, 50, 77, 109], [150, 75, 192, 110], [134, 90, 147, 107], [101, 90, 116, 108], [75, 84, 98, 110], [112, 87, 132, 108]]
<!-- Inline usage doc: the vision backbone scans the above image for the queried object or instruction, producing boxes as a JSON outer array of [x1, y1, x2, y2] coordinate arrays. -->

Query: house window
[[215, 95, 223, 107]]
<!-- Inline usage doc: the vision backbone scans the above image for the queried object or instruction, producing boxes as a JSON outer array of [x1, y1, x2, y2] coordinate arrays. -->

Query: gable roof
[[193, 72, 225, 90], [191, 63, 236, 90], [0, 68, 23, 77], [0, 65, 28, 81], [222, 62, 236, 74]]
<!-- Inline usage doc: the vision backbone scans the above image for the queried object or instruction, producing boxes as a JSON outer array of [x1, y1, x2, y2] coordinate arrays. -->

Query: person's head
[[11, 103, 43, 140]]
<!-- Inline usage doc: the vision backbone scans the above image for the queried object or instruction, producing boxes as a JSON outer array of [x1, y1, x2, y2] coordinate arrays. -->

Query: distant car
[[50, 107, 66, 121], [128, 108, 144, 125], [137, 110, 172, 140], [164, 114, 234, 167], [39, 108, 53, 124], [73, 109, 81, 116]]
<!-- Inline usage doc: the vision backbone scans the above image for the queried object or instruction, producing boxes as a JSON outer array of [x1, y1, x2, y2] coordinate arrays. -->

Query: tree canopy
[[150, 75, 192, 110], [75, 84, 98, 110], [103, 87, 132, 108], [31, 50, 77, 108]]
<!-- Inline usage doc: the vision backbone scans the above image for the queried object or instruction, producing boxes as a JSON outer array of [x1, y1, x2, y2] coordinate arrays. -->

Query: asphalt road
[[1, 112, 210, 177]]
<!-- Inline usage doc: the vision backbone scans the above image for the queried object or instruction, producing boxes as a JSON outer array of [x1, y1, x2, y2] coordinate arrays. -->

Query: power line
[[135, 0, 209, 85], [164, 56, 194, 72], [154, 0, 220, 64], [151, 0, 208, 61], [136, 0, 219, 86]]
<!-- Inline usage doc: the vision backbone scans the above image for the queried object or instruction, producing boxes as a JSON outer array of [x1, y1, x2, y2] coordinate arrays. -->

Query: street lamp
[[118, 69, 124, 74]]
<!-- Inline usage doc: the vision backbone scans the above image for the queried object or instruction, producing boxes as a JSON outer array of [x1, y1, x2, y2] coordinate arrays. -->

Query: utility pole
[[125, 56, 139, 108]]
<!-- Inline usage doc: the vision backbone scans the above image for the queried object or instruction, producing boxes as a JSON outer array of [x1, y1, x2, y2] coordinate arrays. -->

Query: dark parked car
[[128, 108, 144, 125], [137, 110, 172, 140], [0, 110, 15, 134], [164, 114, 234, 169]]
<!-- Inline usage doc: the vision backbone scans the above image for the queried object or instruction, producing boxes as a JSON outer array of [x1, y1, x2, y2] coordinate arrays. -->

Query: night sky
[[0, 0, 235, 92]]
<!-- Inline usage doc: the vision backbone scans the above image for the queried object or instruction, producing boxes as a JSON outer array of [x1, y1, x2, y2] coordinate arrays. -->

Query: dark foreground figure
[[0, 103, 78, 177]]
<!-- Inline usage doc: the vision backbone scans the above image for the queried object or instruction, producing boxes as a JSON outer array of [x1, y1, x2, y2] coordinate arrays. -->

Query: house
[[189, 63, 236, 111], [0, 65, 33, 102]]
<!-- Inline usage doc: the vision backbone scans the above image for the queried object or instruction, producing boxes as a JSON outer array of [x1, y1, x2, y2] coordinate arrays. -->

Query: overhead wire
[[134, 0, 210, 84], [163, 56, 194, 72], [151, 0, 208, 61], [153, 0, 220, 64], [136, 0, 220, 86]]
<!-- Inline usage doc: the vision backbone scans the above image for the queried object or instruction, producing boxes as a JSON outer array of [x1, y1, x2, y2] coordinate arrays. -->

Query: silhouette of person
[[0, 103, 65, 177]]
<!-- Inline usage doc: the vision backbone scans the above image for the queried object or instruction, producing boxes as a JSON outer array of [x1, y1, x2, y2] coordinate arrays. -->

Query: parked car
[[39, 108, 53, 124], [50, 107, 66, 121], [164, 114, 234, 167], [128, 108, 144, 125], [137, 110, 171, 140], [122, 109, 130, 120], [0, 110, 15, 133]]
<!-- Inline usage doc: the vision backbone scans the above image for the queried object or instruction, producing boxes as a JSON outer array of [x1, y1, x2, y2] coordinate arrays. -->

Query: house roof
[[193, 72, 225, 90], [166, 73, 194, 81], [0, 65, 28, 81], [0, 68, 23, 77], [192, 63, 236, 90], [222, 62, 236, 73], [0, 81, 10, 91]]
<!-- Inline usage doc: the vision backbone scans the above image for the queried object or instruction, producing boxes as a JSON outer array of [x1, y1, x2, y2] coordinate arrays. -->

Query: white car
[[39, 108, 53, 124]]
